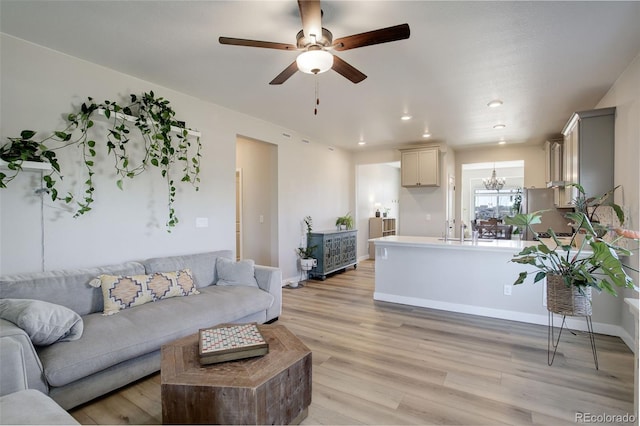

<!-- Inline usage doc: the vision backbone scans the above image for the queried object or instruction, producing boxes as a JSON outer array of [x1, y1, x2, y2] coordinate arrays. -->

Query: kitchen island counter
[[370, 235, 625, 338], [370, 235, 533, 252]]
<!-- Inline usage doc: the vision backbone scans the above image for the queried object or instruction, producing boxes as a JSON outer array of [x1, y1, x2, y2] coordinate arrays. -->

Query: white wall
[[596, 52, 640, 341], [0, 34, 354, 282], [353, 144, 454, 238], [399, 144, 455, 237]]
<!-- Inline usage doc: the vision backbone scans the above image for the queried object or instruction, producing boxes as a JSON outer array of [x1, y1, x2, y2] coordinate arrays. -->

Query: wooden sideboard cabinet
[[368, 217, 396, 259], [308, 229, 357, 280]]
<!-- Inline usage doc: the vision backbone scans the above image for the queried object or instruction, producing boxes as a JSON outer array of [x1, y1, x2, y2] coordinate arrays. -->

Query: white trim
[[236, 169, 243, 261], [96, 108, 201, 137], [0, 159, 52, 171]]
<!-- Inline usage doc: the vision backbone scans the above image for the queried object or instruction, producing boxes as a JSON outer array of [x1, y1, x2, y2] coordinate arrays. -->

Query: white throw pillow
[[216, 258, 259, 287], [0, 299, 83, 346]]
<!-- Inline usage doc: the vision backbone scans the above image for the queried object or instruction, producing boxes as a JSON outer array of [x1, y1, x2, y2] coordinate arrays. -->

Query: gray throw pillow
[[0, 299, 84, 346], [216, 258, 259, 287]]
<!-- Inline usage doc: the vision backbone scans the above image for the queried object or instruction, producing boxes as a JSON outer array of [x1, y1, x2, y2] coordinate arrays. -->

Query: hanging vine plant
[[0, 91, 202, 230]]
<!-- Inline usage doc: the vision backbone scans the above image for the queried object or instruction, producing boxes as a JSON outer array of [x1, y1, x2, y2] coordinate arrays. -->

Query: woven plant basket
[[546, 274, 592, 316]]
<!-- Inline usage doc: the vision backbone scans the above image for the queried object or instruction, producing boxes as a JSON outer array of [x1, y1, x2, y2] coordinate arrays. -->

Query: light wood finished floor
[[70, 260, 635, 425]]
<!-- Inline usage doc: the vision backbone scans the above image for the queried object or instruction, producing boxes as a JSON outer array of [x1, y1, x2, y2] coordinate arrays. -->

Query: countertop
[[625, 298, 639, 316], [310, 229, 357, 235], [369, 235, 537, 253]]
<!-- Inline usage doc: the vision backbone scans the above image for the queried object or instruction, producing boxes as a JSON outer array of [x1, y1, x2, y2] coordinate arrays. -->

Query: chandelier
[[483, 166, 506, 191]]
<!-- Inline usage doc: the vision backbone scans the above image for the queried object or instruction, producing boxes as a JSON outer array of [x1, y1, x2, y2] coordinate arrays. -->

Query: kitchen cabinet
[[559, 107, 615, 207], [308, 229, 357, 280], [368, 217, 396, 259], [544, 138, 563, 185], [400, 147, 439, 187]]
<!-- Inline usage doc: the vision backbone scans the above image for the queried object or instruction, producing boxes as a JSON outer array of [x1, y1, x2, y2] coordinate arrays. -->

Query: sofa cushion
[[142, 250, 233, 288], [37, 285, 274, 387], [0, 299, 83, 346], [90, 270, 199, 315], [0, 262, 146, 316], [216, 258, 259, 287]]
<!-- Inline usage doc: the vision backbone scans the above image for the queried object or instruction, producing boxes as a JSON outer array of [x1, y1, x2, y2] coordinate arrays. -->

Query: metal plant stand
[[548, 311, 598, 370]]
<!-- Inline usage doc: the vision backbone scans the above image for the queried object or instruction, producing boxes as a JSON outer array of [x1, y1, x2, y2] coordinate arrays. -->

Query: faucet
[[460, 222, 466, 242]]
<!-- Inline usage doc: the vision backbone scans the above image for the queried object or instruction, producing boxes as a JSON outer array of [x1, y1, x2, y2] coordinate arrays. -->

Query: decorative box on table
[[198, 323, 268, 365]]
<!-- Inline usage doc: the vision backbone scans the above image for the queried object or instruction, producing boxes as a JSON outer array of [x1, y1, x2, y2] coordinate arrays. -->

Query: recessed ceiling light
[[422, 132, 431, 138], [487, 99, 503, 108], [401, 114, 412, 121], [358, 141, 366, 146], [498, 140, 506, 145], [493, 123, 506, 129]]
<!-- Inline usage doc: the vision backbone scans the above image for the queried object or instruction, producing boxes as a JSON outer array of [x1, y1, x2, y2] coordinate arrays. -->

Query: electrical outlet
[[503, 284, 512, 296]]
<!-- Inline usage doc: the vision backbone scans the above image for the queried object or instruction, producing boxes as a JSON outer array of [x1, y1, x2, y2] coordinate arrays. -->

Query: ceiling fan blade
[[219, 37, 296, 51], [332, 55, 367, 84], [269, 61, 299, 85], [332, 23, 410, 51], [298, 0, 322, 40]]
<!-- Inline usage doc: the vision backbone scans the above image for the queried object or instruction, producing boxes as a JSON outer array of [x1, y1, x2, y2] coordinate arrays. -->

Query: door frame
[[236, 168, 243, 261]]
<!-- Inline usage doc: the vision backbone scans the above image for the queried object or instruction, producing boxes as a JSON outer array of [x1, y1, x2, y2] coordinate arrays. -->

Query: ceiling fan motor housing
[[296, 28, 333, 49]]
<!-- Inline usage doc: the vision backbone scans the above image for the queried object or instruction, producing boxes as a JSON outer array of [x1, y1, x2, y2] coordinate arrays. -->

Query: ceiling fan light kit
[[296, 49, 333, 74]]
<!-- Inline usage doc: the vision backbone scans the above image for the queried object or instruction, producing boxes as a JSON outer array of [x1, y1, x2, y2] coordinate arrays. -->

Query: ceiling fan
[[219, 0, 410, 85]]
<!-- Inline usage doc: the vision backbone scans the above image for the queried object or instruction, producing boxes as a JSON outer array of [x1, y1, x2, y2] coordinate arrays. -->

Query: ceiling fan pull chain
[[314, 75, 319, 115]]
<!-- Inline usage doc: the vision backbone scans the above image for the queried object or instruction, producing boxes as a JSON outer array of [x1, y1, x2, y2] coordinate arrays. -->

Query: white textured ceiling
[[1, 1, 639, 151]]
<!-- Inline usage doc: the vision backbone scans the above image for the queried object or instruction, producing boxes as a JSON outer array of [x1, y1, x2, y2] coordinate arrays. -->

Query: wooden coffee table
[[161, 324, 312, 425]]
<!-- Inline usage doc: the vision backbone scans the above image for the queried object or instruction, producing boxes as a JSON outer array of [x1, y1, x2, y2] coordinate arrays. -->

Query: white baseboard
[[374, 292, 635, 352]]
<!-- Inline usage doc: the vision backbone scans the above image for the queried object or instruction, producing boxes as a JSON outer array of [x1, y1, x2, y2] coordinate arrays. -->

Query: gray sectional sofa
[[0, 250, 282, 410]]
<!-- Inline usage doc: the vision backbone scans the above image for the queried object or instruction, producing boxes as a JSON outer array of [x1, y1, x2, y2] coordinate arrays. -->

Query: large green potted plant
[[569, 183, 624, 238], [504, 210, 638, 316]]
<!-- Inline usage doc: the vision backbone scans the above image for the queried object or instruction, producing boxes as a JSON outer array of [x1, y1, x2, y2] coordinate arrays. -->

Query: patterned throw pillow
[[90, 269, 199, 315]]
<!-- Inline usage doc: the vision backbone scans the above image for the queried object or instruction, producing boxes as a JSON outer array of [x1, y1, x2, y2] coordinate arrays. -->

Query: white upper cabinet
[[400, 147, 440, 187]]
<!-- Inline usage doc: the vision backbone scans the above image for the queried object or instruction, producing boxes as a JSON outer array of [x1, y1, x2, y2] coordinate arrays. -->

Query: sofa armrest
[[0, 338, 27, 396], [0, 319, 48, 394], [254, 265, 282, 321]]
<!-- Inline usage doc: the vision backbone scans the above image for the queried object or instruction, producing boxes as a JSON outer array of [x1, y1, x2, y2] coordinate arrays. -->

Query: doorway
[[355, 162, 400, 259], [460, 160, 524, 226], [236, 136, 278, 266]]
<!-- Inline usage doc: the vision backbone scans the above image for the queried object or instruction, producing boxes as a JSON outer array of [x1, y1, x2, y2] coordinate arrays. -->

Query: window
[[474, 188, 520, 220]]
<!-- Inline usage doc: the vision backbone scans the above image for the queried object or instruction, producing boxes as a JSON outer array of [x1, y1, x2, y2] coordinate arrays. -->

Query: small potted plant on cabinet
[[335, 212, 354, 230]]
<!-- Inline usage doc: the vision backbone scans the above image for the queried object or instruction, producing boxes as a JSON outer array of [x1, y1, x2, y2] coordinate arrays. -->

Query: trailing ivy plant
[[0, 91, 201, 230]]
